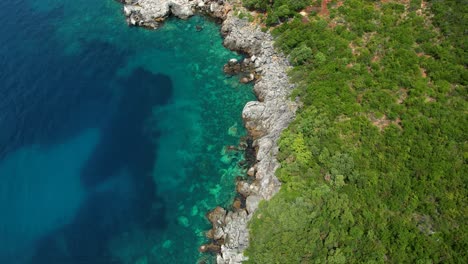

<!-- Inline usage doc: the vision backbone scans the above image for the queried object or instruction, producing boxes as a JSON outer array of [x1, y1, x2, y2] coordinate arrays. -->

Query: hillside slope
[[243, 0, 467, 262]]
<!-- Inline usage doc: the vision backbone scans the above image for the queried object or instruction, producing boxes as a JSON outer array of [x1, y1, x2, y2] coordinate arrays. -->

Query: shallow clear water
[[0, 0, 254, 263]]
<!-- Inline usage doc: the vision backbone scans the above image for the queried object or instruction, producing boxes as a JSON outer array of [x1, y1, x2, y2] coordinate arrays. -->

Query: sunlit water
[[0, 0, 254, 263]]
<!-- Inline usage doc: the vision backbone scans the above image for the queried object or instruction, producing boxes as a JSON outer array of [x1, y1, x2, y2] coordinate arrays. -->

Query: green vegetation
[[237, 10, 255, 22], [245, 0, 467, 262], [244, 0, 310, 25]]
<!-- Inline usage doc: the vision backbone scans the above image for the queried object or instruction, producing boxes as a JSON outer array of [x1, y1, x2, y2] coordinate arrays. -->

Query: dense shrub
[[245, 0, 468, 263], [244, 0, 310, 25]]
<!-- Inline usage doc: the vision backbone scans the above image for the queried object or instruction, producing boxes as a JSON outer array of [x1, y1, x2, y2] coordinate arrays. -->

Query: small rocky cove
[[117, 0, 297, 262]]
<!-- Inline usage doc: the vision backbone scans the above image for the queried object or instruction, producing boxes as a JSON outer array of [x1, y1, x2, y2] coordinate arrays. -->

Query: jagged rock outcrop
[[122, 0, 194, 28], [117, 1, 297, 263], [223, 58, 256, 83], [121, 0, 233, 28], [216, 17, 298, 259]]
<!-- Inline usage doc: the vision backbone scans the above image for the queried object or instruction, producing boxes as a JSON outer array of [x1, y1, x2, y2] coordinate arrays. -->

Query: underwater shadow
[[29, 68, 173, 264], [79, 67, 172, 189]]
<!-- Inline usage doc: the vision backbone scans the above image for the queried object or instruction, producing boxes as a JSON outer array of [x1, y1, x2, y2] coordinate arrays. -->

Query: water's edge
[[116, 1, 297, 262]]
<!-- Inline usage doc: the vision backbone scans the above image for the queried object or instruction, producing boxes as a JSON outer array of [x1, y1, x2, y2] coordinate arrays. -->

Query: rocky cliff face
[[117, 1, 296, 263]]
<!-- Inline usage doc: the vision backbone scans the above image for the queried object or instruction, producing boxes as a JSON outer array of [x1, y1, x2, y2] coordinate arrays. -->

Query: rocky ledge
[[117, 1, 297, 263]]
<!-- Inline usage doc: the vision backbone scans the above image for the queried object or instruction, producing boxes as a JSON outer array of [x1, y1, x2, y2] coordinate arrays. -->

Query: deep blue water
[[0, 0, 254, 263]]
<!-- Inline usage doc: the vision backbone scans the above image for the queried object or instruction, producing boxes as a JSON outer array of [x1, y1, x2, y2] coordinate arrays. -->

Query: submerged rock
[[117, 0, 139, 4], [199, 243, 221, 253], [162, 240, 173, 249], [207, 206, 227, 240], [232, 197, 242, 210], [207, 206, 226, 224], [227, 123, 238, 137], [223, 57, 256, 83], [177, 216, 190, 227], [239, 77, 250, 83]]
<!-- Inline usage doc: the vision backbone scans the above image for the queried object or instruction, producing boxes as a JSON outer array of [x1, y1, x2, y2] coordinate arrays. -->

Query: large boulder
[[242, 101, 268, 139], [246, 195, 261, 214], [170, 2, 194, 19], [207, 206, 227, 240]]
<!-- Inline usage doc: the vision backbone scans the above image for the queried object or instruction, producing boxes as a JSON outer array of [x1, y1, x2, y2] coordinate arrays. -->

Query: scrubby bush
[[244, 0, 310, 25], [289, 44, 313, 65]]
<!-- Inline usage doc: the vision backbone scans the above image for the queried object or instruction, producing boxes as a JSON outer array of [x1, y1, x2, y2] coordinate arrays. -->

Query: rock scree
[[117, 1, 297, 263]]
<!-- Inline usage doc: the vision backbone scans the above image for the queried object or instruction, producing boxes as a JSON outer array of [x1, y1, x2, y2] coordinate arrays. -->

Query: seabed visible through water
[[0, 0, 255, 263]]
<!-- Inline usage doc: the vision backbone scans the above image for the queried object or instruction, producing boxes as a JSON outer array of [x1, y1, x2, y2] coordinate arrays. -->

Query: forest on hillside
[[242, 0, 467, 262]]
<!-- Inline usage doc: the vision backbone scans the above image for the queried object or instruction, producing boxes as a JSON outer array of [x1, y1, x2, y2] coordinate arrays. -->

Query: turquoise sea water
[[0, 0, 254, 263]]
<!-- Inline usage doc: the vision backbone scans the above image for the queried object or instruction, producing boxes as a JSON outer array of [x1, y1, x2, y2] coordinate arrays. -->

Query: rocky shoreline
[[117, 1, 297, 263]]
